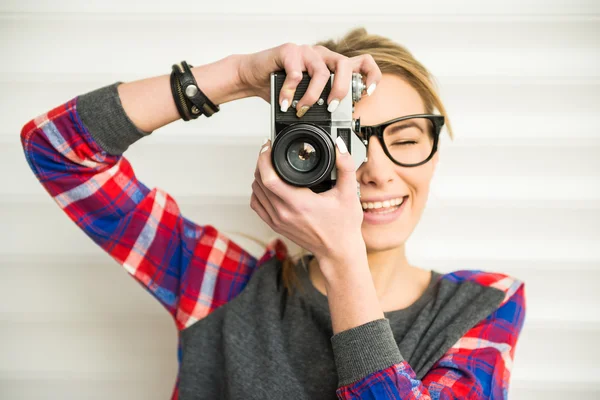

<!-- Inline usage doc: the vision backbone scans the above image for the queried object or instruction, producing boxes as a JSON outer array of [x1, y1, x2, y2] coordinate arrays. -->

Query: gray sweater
[[177, 255, 503, 399]]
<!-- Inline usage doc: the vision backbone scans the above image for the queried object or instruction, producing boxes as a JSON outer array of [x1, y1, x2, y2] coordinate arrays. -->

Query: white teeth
[[361, 197, 405, 210], [370, 207, 396, 214]]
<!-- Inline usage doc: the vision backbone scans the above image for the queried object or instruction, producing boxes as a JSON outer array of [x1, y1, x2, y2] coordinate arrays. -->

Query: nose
[[357, 136, 396, 188]]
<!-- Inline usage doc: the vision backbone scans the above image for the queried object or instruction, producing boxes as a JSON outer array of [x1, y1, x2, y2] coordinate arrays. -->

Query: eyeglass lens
[[381, 117, 435, 165]]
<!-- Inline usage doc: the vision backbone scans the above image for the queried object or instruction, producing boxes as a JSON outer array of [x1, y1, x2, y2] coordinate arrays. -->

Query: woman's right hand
[[237, 43, 382, 116]]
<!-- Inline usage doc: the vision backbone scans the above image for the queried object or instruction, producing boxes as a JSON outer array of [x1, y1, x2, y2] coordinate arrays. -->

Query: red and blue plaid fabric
[[336, 271, 526, 399], [21, 97, 525, 399]]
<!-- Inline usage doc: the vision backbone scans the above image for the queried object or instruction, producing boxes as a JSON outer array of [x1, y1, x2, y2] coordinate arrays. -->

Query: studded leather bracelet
[[170, 61, 220, 120]]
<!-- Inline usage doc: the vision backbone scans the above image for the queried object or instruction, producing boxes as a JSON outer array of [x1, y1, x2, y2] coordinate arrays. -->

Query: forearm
[[319, 248, 405, 391], [319, 249, 385, 335], [117, 54, 251, 133]]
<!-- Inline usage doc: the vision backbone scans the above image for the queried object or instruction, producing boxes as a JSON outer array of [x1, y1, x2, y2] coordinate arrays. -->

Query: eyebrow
[[385, 120, 424, 135]]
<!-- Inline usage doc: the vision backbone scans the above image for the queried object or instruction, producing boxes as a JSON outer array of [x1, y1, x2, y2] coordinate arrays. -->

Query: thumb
[[332, 136, 358, 196]]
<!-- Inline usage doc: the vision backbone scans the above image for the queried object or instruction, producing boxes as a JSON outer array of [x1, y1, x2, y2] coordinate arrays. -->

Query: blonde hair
[[268, 27, 454, 296]]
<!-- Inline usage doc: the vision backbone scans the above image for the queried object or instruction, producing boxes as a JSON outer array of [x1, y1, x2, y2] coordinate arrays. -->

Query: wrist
[[317, 246, 385, 335], [191, 54, 253, 106], [316, 240, 368, 284]]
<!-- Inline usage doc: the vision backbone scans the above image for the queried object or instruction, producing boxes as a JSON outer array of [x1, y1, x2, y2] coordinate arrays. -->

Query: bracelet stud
[[185, 85, 199, 98]]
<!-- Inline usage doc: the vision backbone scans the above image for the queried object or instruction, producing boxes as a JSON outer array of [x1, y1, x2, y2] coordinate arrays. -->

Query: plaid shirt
[[21, 96, 526, 399]]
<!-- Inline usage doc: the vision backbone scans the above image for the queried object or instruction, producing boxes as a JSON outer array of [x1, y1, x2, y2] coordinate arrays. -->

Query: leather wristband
[[171, 61, 220, 120], [170, 68, 191, 121]]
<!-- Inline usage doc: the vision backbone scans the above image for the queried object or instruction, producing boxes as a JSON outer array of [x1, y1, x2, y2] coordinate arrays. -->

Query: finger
[[256, 139, 289, 200], [278, 44, 305, 112], [313, 46, 351, 109], [253, 166, 289, 222], [327, 58, 352, 111], [330, 136, 358, 198], [252, 178, 277, 220], [296, 46, 330, 118], [350, 54, 382, 96], [250, 192, 275, 229]]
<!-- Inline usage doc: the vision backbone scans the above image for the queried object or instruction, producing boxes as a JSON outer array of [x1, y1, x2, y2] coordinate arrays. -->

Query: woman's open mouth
[[361, 195, 408, 225]]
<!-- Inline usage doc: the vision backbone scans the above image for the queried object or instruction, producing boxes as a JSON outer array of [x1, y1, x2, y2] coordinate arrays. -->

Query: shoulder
[[428, 271, 527, 397], [256, 237, 289, 266], [438, 271, 527, 343], [439, 269, 525, 309]]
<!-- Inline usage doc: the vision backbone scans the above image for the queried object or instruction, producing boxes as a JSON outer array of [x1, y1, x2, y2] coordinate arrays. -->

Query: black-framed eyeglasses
[[359, 114, 445, 167]]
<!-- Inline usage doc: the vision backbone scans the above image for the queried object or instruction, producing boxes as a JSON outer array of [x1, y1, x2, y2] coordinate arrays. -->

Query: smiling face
[[354, 73, 439, 252]]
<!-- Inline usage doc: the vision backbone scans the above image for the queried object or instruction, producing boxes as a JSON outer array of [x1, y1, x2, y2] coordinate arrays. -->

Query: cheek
[[402, 167, 435, 212]]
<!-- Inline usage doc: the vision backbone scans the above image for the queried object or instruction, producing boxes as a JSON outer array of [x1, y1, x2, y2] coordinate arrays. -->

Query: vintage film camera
[[270, 71, 368, 193]]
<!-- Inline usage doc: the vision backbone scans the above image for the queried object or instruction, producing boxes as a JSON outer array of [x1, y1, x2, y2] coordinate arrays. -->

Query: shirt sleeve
[[20, 82, 286, 331], [332, 278, 526, 399]]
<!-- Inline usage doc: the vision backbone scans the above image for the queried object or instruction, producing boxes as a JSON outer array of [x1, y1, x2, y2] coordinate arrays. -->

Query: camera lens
[[286, 141, 319, 172], [271, 123, 335, 188]]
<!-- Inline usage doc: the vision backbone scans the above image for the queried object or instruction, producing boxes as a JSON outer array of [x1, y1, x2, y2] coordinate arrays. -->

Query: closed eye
[[391, 141, 417, 146]]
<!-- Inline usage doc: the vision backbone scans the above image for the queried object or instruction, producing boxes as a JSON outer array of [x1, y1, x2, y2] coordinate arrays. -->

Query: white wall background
[[1, 1, 599, 399]]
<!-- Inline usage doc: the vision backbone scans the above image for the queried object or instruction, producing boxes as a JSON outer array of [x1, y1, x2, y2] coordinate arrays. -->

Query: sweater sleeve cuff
[[76, 82, 153, 155], [331, 318, 403, 387]]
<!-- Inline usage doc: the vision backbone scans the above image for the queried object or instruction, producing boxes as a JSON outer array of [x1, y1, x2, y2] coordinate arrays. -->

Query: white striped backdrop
[[1, 1, 598, 399]]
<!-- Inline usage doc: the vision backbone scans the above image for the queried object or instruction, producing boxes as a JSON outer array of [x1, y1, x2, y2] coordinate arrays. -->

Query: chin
[[361, 224, 409, 252]]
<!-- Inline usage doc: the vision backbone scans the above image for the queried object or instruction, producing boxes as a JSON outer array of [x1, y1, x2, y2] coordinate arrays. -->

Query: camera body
[[270, 71, 367, 193]]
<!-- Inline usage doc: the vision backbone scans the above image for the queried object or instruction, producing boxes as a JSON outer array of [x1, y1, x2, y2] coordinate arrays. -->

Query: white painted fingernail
[[280, 99, 289, 112], [262, 137, 269, 146], [367, 83, 376, 96], [335, 136, 348, 154], [327, 99, 340, 113], [260, 144, 269, 154]]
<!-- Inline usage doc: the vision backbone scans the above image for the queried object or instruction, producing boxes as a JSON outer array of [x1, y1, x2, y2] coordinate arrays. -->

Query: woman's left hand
[[250, 137, 365, 267]]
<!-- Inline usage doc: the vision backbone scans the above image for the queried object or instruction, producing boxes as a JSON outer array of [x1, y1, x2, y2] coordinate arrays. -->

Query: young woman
[[21, 28, 525, 399]]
